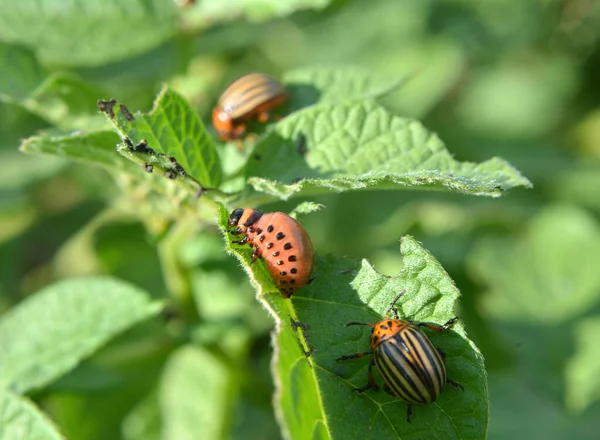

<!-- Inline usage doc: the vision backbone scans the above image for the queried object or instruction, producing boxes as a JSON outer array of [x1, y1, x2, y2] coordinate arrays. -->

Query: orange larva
[[228, 208, 314, 298], [213, 73, 288, 141]]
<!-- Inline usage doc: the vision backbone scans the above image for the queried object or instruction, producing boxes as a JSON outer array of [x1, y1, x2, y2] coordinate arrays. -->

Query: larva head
[[228, 208, 263, 228]]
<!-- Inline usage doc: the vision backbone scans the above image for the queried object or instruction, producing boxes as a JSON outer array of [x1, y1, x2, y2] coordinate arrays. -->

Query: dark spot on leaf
[[120, 104, 134, 121], [97, 99, 116, 118]]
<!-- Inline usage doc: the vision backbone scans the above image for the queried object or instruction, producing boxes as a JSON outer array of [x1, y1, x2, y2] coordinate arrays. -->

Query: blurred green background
[[1, 0, 600, 439]]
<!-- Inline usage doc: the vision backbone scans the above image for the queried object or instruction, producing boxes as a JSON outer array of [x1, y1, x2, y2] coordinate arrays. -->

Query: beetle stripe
[[403, 328, 446, 397], [375, 327, 446, 405], [376, 340, 429, 404], [219, 75, 285, 119], [225, 86, 283, 118]]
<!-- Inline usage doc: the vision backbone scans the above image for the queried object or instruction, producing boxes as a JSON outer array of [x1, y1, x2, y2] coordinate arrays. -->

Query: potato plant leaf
[[0, 0, 178, 67], [0, 388, 64, 440], [217, 203, 488, 440], [0, 277, 161, 393], [244, 100, 531, 201], [103, 86, 222, 189]]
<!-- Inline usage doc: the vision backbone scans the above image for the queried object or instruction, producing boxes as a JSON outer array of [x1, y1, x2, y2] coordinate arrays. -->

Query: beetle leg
[[406, 405, 413, 423], [233, 124, 246, 139], [251, 245, 260, 263], [336, 350, 373, 362], [447, 378, 464, 390], [353, 359, 380, 394], [382, 383, 396, 397], [232, 236, 248, 245], [417, 316, 458, 333], [257, 111, 271, 123]]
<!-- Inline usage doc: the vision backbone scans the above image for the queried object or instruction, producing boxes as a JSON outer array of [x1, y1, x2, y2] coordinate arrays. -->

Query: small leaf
[[284, 66, 411, 110], [0, 276, 161, 393], [106, 87, 222, 188], [565, 316, 600, 414], [288, 201, 325, 219], [160, 345, 235, 440], [469, 204, 600, 324], [245, 100, 531, 201], [218, 204, 488, 439], [0, 0, 178, 67], [0, 388, 64, 440]]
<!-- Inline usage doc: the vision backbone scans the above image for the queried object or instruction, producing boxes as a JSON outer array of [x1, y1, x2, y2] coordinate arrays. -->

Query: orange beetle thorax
[[369, 319, 410, 349]]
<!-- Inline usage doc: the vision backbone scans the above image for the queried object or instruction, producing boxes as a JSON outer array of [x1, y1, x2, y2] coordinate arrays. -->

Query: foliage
[[1, 0, 600, 439]]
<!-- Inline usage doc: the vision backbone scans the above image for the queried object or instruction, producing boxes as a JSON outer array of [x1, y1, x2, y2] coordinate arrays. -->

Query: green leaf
[[160, 345, 236, 440], [28, 73, 109, 129], [187, 0, 331, 24], [488, 372, 600, 440], [20, 130, 197, 199], [123, 391, 161, 440], [469, 204, 600, 324], [565, 316, 600, 414], [0, 0, 178, 67], [105, 86, 222, 189], [0, 276, 161, 393], [0, 42, 47, 101], [0, 388, 65, 440], [218, 204, 488, 439], [244, 100, 531, 201], [283, 66, 411, 110]]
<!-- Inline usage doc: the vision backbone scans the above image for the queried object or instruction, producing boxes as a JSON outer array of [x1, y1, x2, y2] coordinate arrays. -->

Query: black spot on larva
[[291, 268, 297, 274], [273, 251, 280, 257], [165, 170, 177, 180], [381, 325, 388, 330], [277, 260, 284, 265], [276, 232, 285, 240], [256, 228, 263, 234], [123, 137, 134, 148], [284, 243, 292, 250], [289, 255, 297, 262], [144, 163, 153, 173], [290, 280, 296, 285], [387, 320, 393, 327], [267, 225, 274, 233], [281, 280, 287, 285], [259, 236, 265, 242], [372, 335, 379, 344], [267, 243, 274, 249], [280, 271, 287, 276]]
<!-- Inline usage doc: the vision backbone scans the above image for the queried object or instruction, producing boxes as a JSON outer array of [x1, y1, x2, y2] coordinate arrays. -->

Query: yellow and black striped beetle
[[337, 292, 463, 422], [212, 73, 288, 142]]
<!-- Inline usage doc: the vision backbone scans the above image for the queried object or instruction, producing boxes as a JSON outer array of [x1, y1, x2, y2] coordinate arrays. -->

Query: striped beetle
[[336, 291, 463, 421], [213, 73, 288, 142]]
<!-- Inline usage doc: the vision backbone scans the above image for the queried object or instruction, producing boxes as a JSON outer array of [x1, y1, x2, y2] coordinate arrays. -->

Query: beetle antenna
[[345, 322, 374, 328], [385, 290, 406, 319]]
